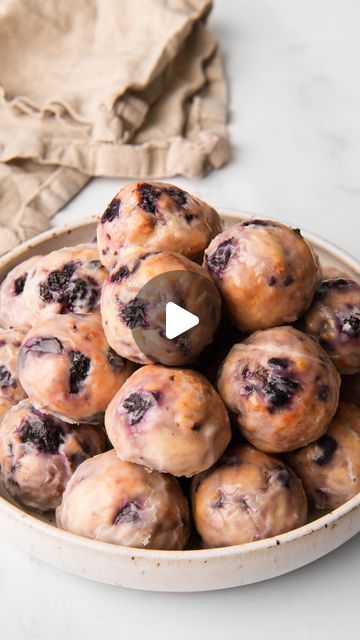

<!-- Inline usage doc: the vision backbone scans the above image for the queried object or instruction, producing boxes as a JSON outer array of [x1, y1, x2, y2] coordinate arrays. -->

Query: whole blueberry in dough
[[287, 402, 360, 510], [0, 399, 106, 511], [101, 248, 221, 365], [17, 314, 133, 424], [0, 328, 26, 419], [0, 256, 41, 330], [97, 181, 222, 270], [304, 278, 360, 374], [203, 219, 321, 332], [217, 326, 340, 452], [23, 244, 107, 326], [56, 449, 190, 549], [105, 365, 231, 477], [191, 445, 307, 548]]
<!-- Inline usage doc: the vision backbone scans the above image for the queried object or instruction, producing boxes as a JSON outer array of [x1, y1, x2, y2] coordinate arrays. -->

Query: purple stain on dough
[[110, 266, 130, 282], [106, 349, 124, 372], [13, 274, 27, 296], [163, 186, 187, 207], [120, 298, 147, 328], [205, 239, 233, 278], [25, 337, 64, 354], [111, 252, 160, 284], [313, 435, 338, 466], [268, 276, 277, 286], [318, 278, 354, 294], [318, 385, 329, 401], [114, 501, 140, 524], [69, 351, 91, 394], [242, 219, 274, 228], [20, 409, 65, 453], [122, 391, 158, 426], [101, 198, 121, 223], [284, 274, 295, 287], [274, 467, 291, 489], [0, 366, 15, 389], [268, 357, 289, 369]]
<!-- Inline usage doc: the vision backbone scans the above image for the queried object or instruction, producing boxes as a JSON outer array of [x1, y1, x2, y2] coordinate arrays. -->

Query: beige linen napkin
[[0, 0, 229, 255]]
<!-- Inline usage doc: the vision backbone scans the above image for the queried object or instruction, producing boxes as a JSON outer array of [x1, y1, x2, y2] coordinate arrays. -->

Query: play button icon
[[165, 302, 199, 339], [128, 269, 221, 366]]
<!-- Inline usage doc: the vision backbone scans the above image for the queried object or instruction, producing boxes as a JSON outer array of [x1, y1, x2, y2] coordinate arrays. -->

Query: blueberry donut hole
[[304, 278, 360, 374], [105, 365, 231, 477], [97, 181, 222, 270], [101, 248, 221, 366], [203, 219, 321, 333], [23, 244, 107, 326], [56, 449, 190, 549], [191, 445, 307, 548], [0, 399, 106, 511], [0, 256, 41, 330], [287, 402, 360, 510], [217, 326, 340, 453], [17, 313, 133, 424]]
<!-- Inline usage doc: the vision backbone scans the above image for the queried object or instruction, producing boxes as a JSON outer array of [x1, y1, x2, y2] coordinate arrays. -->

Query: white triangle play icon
[[165, 302, 199, 340]]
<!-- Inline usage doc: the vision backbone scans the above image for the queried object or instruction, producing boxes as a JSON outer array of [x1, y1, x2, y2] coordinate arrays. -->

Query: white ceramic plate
[[0, 211, 359, 592]]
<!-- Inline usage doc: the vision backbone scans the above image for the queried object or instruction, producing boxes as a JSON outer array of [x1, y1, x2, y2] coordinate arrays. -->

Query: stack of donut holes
[[0, 181, 359, 551]]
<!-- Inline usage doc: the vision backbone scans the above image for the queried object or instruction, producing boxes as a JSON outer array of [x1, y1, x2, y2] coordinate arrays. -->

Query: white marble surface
[[1, 1, 360, 638]]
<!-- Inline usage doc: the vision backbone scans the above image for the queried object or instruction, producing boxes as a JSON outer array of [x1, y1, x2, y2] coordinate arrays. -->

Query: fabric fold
[[0, 0, 229, 255]]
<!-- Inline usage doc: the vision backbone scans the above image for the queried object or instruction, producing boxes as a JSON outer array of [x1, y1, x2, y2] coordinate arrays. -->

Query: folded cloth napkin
[[0, 0, 229, 255]]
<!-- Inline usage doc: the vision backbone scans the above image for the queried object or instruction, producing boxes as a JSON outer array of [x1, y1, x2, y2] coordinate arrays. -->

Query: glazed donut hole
[[17, 313, 134, 424], [203, 219, 321, 333], [97, 181, 222, 271], [23, 243, 107, 326], [0, 399, 106, 512], [303, 277, 360, 374], [191, 445, 307, 548], [56, 449, 190, 550], [100, 248, 221, 366], [217, 326, 340, 453], [0, 255, 41, 330], [287, 402, 360, 510], [105, 365, 231, 477]]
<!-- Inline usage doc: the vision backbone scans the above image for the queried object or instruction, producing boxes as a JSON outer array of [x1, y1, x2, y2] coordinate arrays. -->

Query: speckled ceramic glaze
[[0, 211, 359, 592]]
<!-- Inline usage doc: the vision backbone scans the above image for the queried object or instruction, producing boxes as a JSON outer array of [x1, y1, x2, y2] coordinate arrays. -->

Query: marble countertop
[[1, 1, 360, 639]]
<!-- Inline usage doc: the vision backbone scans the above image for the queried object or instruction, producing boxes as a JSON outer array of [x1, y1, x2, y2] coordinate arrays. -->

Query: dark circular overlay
[[130, 270, 221, 366]]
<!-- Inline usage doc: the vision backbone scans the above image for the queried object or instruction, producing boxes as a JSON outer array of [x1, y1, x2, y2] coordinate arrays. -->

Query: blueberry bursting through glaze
[[242, 359, 300, 413], [205, 239, 233, 278], [122, 391, 159, 425], [138, 183, 187, 215], [114, 501, 140, 524], [69, 351, 91, 394], [120, 298, 147, 329], [20, 410, 65, 453], [101, 198, 121, 223], [313, 435, 338, 466], [39, 261, 99, 314], [13, 274, 27, 296], [0, 365, 15, 388]]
